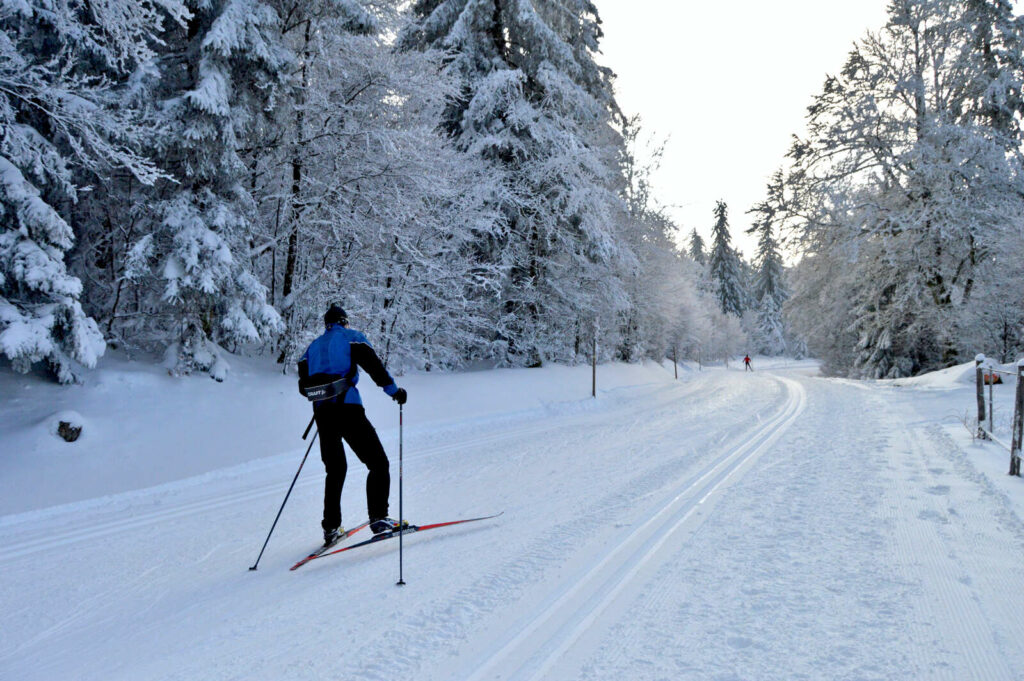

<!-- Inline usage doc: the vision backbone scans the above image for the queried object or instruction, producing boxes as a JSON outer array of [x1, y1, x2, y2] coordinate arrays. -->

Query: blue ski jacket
[[298, 324, 399, 406]]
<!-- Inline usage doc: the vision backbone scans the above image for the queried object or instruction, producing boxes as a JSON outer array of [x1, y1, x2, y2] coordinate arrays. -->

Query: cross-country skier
[[298, 304, 408, 544], [744, 354, 753, 371]]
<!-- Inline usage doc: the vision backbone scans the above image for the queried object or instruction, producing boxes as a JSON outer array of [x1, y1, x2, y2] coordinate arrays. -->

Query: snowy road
[[2, 366, 1024, 680]]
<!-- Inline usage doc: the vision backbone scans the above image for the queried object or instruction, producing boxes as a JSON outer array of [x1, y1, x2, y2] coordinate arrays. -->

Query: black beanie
[[324, 304, 348, 327]]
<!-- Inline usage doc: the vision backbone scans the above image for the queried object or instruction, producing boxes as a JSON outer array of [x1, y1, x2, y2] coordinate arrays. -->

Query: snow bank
[[890, 360, 1019, 390], [890, 361, 982, 389]]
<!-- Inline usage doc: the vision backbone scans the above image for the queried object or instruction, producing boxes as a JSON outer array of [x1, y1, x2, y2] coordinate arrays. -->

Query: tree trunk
[[281, 19, 312, 304]]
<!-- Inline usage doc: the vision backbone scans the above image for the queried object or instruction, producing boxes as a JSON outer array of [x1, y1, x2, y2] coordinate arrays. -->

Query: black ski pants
[[313, 402, 390, 531]]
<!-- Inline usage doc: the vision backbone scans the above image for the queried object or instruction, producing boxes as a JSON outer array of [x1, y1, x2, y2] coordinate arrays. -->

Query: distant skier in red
[[744, 355, 753, 371]]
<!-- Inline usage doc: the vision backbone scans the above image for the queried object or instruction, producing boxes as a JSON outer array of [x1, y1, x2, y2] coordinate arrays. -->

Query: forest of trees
[[1, 0, 770, 384], [7, 0, 1021, 385], [764, 0, 1024, 378]]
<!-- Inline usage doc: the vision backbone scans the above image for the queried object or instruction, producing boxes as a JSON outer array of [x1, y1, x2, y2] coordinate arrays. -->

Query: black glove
[[392, 387, 407, 405]]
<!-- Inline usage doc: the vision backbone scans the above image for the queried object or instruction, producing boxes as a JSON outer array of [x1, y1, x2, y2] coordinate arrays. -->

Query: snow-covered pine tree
[[0, 0, 187, 382], [690, 227, 714, 295], [782, 0, 1024, 377], [105, 0, 287, 379], [400, 0, 630, 366], [688, 229, 706, 265], [747, 171, 788, 355], [707, 201, 746, 317]]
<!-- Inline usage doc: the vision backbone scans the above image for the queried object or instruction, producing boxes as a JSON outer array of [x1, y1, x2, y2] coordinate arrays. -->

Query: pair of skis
[[290, 512, 501, 571]]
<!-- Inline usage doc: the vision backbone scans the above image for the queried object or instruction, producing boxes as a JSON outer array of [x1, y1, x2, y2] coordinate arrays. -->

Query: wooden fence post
[[976, 354, 987, 439], [1010, 361, 1023, 477], [673, 345, 678, 380], [989, 377, 995, 436]]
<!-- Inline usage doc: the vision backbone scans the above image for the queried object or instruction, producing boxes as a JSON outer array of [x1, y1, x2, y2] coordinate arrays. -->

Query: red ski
[[290, 521, 371, 571], [301, 512, 502, 566]]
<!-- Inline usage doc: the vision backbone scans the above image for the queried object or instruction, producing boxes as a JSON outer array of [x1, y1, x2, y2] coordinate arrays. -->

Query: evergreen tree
[[688, 229, 706, 265], [98, 0, 288, 379], [0, 0, 187, 382], [66, 0, 498, 377], [747, 171, 788, 355], [401, 0, 629, 366], [707, 201, 745, 317]]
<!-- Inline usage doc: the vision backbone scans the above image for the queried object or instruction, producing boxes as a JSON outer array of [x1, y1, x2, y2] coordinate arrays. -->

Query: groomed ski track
[[460, 376, 806, 681], [3, 365, 1024, 680]]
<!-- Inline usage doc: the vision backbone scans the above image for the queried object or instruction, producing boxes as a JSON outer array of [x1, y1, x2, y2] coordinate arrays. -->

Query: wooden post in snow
[[1010, 361, 1023, 477], [673, 345, 678, 380], [976, 354, 987, 439], [592, 321, 598, 399], [989, 378, 995, 436]]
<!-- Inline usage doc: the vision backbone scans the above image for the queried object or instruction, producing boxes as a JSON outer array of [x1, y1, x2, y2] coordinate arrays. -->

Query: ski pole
[[249, 425, 319, 571], [396, 403, 406, 586]]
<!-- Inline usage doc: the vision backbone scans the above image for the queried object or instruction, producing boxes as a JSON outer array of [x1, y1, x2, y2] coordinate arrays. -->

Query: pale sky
[[595, 1, 892, 259]]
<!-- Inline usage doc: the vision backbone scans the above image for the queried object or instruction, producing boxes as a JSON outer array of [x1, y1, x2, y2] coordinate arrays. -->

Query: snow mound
[[891, 360, 1018, 390], [891, 361, 978, 389], [46, 410, 88, 443]]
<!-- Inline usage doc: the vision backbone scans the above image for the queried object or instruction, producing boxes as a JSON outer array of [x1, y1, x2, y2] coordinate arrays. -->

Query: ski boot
[[369, 517, 408, 535], [323, 526, 344, 546]]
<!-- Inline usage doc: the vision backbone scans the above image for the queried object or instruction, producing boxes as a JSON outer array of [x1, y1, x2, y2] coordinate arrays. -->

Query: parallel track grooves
[[463, 376, 806, 681]]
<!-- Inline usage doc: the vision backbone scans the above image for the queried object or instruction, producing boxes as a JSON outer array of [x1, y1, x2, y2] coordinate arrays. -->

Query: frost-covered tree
[[87, 0, 288, 379], [0, 0, 188, 382], [614, 116, 696, 363], [682, 299, 747, 364], [781, 0, 1024, 377], [3, 0, 755, 384], [65, 0, 500, 377], [747, 171, 788, 355], [245, 0, 496, 372], [401, 0, 630, 366], [958, 230, 1024, 363], [707, 201, 745, 317], [257, 0, 375, 344], [688, 228, 706, 265]]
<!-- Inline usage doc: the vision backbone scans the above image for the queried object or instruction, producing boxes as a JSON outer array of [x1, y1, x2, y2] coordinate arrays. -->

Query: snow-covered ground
[[0, 353, 680, 515], [2, 355, 1023, 680]]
